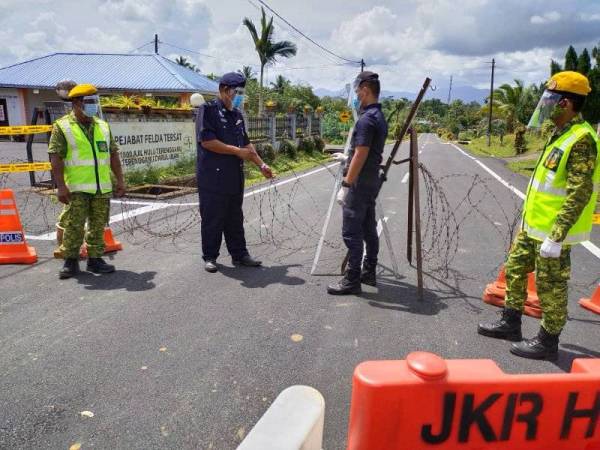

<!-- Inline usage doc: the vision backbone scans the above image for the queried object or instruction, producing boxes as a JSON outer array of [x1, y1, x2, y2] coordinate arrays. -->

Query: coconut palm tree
[[239, 66, 257, 81], [243, 7, 297, 114], [491, 80, 528, 133], [175, 56, 195, 70], [270, 75, 290, 93]]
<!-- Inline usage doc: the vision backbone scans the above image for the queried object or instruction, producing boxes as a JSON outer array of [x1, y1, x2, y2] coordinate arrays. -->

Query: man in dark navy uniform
[[328, 71, 388, 295], [196, 72, 273, 273]]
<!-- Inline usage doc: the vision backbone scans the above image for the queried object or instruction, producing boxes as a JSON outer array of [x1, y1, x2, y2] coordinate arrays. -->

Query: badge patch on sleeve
[[543, 147, 563, 172], [96, 141, 108, 152]]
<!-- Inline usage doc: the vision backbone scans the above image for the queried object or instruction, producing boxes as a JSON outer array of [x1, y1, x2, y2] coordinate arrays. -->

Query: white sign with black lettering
[[110, 121, 196, 172]]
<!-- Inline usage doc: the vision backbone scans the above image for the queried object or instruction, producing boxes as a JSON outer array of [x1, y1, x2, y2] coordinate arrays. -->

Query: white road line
[[26, 162, 340, 239], [26, 203, 170, 241], [449, 143, 600, 259], [401, 172, 410, 184], [376, 217, 388, 236]]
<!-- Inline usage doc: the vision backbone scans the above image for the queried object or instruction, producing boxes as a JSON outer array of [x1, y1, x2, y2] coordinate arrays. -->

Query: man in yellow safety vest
[[478, 71, 600, 360], [48, 84, 126, 279]]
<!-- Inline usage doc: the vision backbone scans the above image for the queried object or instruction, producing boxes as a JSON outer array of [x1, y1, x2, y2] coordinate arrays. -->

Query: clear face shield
[[82, 95, 101, 118], [527, 90, 562, 129]]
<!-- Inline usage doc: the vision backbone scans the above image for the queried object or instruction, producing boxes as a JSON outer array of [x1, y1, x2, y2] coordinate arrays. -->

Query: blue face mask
[[232, 94, 244, 109], [83, 103, 99, 117], [352, 98, 360, 111]]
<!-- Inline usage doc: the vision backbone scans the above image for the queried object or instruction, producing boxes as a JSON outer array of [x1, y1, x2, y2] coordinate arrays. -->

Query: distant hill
[[315, 84, 488, 104]]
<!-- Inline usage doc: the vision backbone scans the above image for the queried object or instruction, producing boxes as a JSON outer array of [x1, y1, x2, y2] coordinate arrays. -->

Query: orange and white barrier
[[0, 189, 37, 264], [347, 352, 600, 450]]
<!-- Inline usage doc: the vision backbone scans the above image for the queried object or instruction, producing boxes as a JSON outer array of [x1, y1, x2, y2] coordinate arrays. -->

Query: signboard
[[110, 121, 196, 172]]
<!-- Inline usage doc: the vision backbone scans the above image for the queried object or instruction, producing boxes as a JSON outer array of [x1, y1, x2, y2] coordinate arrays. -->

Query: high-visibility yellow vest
[[55, 115, 113, 194], [523, 121, 600, 244]]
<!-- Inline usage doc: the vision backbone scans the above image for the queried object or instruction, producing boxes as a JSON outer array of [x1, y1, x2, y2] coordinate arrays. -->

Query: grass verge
[[245, 151, 331, 187], [465, 133, 546, 158]]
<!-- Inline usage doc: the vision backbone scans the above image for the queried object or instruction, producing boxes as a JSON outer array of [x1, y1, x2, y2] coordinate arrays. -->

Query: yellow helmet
[[68, 83, 98, 99], [546, 71, 591, 96]]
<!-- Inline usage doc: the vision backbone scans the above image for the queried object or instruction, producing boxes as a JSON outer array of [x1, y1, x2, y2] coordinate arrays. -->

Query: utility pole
[[360, 59, 365, 72], [447, 75, 453, 104], [154, 34, 159, 55], [487, 58, 495, 147]]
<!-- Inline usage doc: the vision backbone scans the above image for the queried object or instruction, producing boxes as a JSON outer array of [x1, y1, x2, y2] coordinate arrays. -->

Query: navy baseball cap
[[219, 72, 246, 88]]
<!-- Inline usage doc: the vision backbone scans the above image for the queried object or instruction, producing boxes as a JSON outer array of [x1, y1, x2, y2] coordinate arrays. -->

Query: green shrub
[[313, 135, 325, 152], [297, 137, 315, 154], [256, 142, 276, 164], [279, 139, 298, 159], [458, 130, 475, 141], [514, 126, 528, 155]]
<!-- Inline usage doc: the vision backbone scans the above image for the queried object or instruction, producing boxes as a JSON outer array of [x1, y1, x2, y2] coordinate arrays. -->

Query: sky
[[1, 0, 599, 94]]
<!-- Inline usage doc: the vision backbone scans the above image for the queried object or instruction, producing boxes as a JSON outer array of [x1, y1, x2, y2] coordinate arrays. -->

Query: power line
[[128, 41, 154, 54], [160, 41, 259, 68], [252, 0, 362, 65]]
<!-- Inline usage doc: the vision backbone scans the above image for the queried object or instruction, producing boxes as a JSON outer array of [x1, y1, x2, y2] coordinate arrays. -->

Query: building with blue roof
[[0, 52, 219, 126]]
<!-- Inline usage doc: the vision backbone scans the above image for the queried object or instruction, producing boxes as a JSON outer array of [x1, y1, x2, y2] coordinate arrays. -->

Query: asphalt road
[[1, 134, 599, 449]]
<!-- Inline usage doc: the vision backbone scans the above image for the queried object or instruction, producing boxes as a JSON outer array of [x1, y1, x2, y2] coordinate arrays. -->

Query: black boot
[[232, 255, 262, 267], [327, 270, 362, 295], [87, 257, 115, 274], [361, 261, 377, 287], [478, 308, 522, 341], [59, 258, 80, 279], [510, 327, 559, 360]]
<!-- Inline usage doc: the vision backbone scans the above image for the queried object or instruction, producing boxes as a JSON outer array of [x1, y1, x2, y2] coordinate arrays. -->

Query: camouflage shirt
[[543, 115, 598, 242], [47, 112, 119, 159]]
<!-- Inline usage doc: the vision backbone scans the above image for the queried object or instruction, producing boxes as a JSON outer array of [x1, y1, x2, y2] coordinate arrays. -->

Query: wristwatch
[[341, 180, 352, 188]]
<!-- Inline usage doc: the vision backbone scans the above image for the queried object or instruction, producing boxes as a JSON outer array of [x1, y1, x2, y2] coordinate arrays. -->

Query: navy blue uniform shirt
[[345, 103, 388, 193], [196, 98, 250, 195]]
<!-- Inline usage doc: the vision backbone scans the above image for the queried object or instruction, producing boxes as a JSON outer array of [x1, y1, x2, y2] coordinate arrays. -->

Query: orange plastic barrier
[[579, 284, 600, 315], [0, 189, 37, 264], [483, 266, 542, 318], [347, 352, 600, 450]]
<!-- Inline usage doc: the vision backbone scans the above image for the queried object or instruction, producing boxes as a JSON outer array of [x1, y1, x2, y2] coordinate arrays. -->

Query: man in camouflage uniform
[[49, 84, 126, 279], [478, 71, 600, 360]]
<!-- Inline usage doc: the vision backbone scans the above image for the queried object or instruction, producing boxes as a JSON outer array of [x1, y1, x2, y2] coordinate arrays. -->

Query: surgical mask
[[352, 97, 360, 111], [83, 103, 99, 117], [232, 94, 244, 109], [527, 90, 563, 129]]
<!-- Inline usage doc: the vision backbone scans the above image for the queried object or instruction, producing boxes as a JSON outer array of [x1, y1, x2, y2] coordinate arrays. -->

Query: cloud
[[530, 11, 561, 24], [0, 0, 599, 93]]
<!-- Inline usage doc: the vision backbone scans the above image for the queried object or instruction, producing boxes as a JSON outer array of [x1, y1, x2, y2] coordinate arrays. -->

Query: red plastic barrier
[[347, 352, 600, 450]]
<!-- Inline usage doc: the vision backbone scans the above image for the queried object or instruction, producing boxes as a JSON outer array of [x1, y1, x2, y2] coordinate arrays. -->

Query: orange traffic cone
[[80, 227, 123, 258], [483, 265, 541, 318], [579, 284, 600, 315], [0, 189, 37, 264]]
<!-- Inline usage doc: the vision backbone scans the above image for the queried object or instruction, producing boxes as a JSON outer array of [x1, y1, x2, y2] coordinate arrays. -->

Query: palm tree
[[270, 75, 290, 93], [243, 7, 297, 114], [239, 66, 257, 81], [491, 80, 528, 133], [175, 56, 196, 70]]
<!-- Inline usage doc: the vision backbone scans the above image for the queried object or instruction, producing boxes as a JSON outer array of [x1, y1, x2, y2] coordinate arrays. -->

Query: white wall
[[0, 88, 25, 126]]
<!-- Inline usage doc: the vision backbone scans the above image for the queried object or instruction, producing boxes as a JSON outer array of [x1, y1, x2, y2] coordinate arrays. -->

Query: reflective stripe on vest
[[56, 116, 112, 194], [523, 121, 600, 244]]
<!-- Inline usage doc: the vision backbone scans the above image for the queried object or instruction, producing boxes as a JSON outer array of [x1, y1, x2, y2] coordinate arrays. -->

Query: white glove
[[336, 186, 349, 205], [331, 152, 348, 162], [540, 237, 562, 258]]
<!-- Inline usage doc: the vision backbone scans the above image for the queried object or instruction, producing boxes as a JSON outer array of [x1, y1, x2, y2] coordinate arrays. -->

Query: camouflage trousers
[[58, 193, 110, 259], [505, 230, 571, 335]]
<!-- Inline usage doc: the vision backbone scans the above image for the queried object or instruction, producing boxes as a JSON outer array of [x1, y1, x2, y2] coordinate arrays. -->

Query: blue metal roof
[[0, 53, 219, 94]]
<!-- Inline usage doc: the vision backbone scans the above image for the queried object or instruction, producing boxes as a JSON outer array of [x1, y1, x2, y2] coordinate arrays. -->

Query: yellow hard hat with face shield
[[528, 71, 591, 129]]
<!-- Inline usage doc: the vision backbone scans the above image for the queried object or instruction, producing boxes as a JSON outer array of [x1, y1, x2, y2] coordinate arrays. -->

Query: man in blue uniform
[[328, 71, 388, 295], [196, 72, 273, 273]]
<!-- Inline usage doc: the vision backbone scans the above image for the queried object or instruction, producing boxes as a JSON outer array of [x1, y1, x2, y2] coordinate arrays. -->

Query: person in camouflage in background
[[48, 84, 126, 279], [478, 71, 600, 360]]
